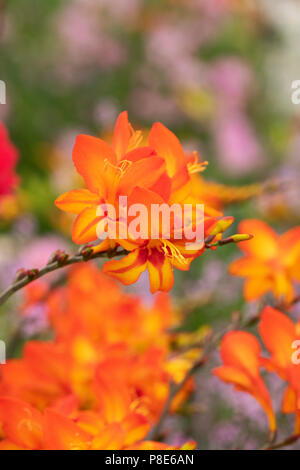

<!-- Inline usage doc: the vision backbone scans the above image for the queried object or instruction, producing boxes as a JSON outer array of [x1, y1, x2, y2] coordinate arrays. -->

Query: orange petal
[[258, 306, 295, 372], [147, 248, 174, 293], [229, 257, 271, 277], [44, 409, 91, 450], [273, 271, 295, 303], [148, 171, 172, 202], [113, 111, 132, 161], [73, 134, 116, 193], [92, 423, 125, 450], [0, 397, 43, 449], [93, 368, 131, 423], [125, 146, 157, 163], [55, 189, 99, 214], [149, 122, 186, 177], [219, 331, 261, 376], [280, 226, 300, 284], [0, 439, 26, 450], [243, 277, 273, 301], [103, 248, 148, 285], [127, 186, 166, 240], [213, 366, 252, 390], [237, 219, 278, 260], [122, 413, 150, 447], [72, 206, 104, 244], [214, 331, 276, 431], [118, 156, 166, 195], [282, 386, 297, 413]]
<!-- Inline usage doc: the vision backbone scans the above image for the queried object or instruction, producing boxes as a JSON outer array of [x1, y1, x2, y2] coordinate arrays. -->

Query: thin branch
[[263, 434, 300, 450], [0, 247, 128, 308], [0, 234, 246, 310]]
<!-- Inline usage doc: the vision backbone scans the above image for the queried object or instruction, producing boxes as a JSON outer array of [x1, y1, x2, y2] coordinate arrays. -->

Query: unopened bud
[[14, 268, 27, 282], [231, 233, 253, 243], [210, 216, 234, 236], [47, 250, 69, 265], [27, 269, 39, 280], [79, 245, 93, 259]]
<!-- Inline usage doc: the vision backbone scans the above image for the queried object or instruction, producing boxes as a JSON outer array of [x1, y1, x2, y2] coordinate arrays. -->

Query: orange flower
[[55, 112, 237, 293], [258, 306, 300, 433], [229, 220, 300, 303], [213, 331, 276, 432]]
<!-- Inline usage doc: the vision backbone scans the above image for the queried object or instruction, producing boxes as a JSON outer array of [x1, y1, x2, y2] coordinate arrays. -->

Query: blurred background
[[1, 0, 300, 449]]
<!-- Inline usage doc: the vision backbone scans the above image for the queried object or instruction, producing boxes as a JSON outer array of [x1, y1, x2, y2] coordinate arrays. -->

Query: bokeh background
[[1, 0, 300, 449]]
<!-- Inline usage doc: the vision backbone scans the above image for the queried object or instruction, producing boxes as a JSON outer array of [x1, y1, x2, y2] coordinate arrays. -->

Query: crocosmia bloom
[[229, 219, 300, 303], [258, 306, 300, 432], [56, 112, 236, 292], [213, 330, 276, 432]]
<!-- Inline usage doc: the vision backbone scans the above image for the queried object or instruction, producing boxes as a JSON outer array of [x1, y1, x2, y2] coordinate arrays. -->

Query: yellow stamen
[[188, 152, 208, 175], [103, 159, 132, 202], [161, 240, 188, 266], [127, 128, 143, 152]]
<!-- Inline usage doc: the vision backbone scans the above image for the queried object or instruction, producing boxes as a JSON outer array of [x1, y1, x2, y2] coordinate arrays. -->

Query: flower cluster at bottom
[[0, 264, 199, 450]]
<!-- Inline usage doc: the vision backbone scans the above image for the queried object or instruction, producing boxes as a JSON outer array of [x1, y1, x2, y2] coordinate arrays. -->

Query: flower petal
[[0, 397, 43, 449], [147, 249, 174, 293], [237, 219, 278, 260], [229, 257, 272, 277], [55, 189, 99, 214], [44, 409, 91, 450], [118, 157, 166, 195], [113, 111, 132, 161], [72, 206, 104, 244], [73, 134, 116, 193], [258, 306, 295, 372], [103, 248, 148, 285], [149, 122, 186, 177], [243, 277, 273, 301]]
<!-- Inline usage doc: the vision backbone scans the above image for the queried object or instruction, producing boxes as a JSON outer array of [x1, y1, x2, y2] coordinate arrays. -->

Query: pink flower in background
[[56, 1, 127, 80], [209, 57, 254, 111], [215, 113, 264, 175]]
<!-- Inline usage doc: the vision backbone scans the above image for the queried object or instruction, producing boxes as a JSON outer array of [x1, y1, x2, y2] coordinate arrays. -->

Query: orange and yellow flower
[[229, 220, 300, 303], [55, 112, 239, 292], [258, 306, 300, 433], [213, 330, 276, 432]]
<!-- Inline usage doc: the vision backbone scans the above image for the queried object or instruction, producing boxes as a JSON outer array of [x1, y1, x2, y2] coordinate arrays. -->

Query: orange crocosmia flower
[[55, 111, 169, 244], [213, 331, 276, 432], [55, 112, 237, 293], [229, 220, 300, 303], [258, 306, 300, 432]]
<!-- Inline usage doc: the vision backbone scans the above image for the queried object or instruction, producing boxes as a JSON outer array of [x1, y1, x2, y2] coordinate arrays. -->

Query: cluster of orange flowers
[[2, 111, 300, 449], [55, 112, 242, 293], [0, 264, 200, 450]]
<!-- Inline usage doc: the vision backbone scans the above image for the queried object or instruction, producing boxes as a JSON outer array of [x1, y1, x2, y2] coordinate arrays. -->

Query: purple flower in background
[[214, 112, 264, 175], [0, 235, 69, 290], [209, 57, 254, 111]]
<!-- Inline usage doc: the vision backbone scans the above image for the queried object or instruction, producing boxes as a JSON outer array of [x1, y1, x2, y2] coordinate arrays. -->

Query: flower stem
[[0, 247, 128, 308]]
